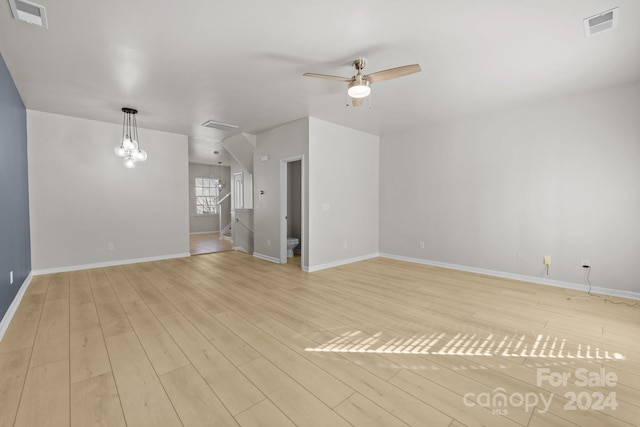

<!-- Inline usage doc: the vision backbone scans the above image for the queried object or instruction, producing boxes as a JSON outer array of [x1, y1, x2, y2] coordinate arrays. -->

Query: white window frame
[[195, 177, 219, 215]]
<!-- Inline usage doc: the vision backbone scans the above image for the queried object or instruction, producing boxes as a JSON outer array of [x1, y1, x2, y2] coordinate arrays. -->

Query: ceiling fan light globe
[[348, 82, 371, 99]]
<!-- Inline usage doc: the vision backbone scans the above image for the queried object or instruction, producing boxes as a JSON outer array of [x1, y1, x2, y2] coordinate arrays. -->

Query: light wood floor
[[0, 252, 638, 427], [190, 232, 233, 255]]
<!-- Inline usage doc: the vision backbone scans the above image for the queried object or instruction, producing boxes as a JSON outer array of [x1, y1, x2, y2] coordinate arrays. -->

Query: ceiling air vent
[[8, 0, 48, 28], [584, 7, 618, 37], [201, 120, 238, 131]]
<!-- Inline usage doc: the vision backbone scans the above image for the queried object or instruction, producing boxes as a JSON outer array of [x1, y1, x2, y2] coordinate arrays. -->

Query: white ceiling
[[1, 0, 638, 165]]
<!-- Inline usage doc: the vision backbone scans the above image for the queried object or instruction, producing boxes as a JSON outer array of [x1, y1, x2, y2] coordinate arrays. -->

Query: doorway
[[279, 156, 304, 268], [188, 162, 233, 255], [190, 232, 233, 255]]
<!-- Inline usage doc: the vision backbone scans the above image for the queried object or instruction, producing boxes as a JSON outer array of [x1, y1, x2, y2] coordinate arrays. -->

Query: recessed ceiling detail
[[584, 7, 618, 37], [201, 120, 239, 131], [8, 0, 47, 28]]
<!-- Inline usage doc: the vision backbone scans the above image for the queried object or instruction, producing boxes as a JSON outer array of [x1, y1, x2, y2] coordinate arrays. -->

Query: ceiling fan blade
[[303, 73, 351, 82], [351, 97, 364, 107], [365, 64, 421, 84]]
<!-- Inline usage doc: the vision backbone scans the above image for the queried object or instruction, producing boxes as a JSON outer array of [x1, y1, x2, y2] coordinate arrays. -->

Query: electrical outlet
[[343, 241, 348, 249], [543, 256, 551, 265], [419, 241, 425, 249], [107, 242, 114, 251], [267, 239, 271, 247], [10, 270, 13, 285]]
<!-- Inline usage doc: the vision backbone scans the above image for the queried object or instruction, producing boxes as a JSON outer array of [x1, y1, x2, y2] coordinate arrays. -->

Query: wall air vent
[[584, 7, 618, 37], [201, 120, 239, 131], [8, 0, 48, 28]]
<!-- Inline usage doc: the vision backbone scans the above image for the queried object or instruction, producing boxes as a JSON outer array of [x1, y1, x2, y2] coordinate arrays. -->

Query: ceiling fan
[[304, 59, 421, 107]]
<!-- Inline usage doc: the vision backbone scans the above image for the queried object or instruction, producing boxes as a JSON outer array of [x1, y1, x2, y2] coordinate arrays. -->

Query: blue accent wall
[[0, 52, 31, 321]]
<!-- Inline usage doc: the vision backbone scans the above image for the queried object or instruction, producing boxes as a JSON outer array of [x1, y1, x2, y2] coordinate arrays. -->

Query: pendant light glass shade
[[132, 148, 147, 161], [115, 108, 147, 168], [122, 137, 137, 150], [216, 162, 225, 188], [123, 156, 136, 168], [114, 146, 128, 157]]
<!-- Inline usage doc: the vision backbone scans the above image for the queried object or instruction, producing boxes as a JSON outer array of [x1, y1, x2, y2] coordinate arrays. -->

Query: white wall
[[28, 110, 189, 271], [254, 118, 309, 265], [379, 82, 640, 294], [308, 117, 379, 268]]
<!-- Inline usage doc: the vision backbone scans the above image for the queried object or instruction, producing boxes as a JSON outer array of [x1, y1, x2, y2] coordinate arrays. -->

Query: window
[[195, 177, 218, 215]]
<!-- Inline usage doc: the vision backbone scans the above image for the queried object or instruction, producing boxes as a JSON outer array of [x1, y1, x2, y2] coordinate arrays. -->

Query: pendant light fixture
[[114, 107, 147, 168], [216, 161, 225, 189]]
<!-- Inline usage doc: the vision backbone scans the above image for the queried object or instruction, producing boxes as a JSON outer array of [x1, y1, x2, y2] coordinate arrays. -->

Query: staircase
[[222, 133, 255, 173], [221, 132, 255, 253]]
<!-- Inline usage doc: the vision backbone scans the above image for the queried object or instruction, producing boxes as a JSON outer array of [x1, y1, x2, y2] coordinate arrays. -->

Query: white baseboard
[[253, 252, 280, 264], [379, 253, 640, 301], [31, 252, 191, 275], [0, 272, 33, 343], [233, 246, 251, 254], [307, 253, 380, 273]]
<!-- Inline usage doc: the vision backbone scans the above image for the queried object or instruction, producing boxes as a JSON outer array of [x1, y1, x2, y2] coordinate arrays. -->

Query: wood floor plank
[[14, 358, 69, 427], [46, 272, 70, 301], [70, 302, 111, 384], [104, 266, 141, 305], [389, 368, 522, 427], [121, 265, 175, 316], [0, 293, 45, 354], [69, 270, 93, 307], [216, 310, 354, 408], [527, 411, 581, 427], [91, 283, 132, 339], [105, 331, 182, 427], [158, 311, 264, 415], [235, 399, 297, 427], [29, 297, 69, 368], [277, 321, 403, 382], [239, 357, 352, 427], [70, 372, 126, 427], [121, 300, 190, 375], [334, 392, 410, 427], [87, 268, 112, 290], [170, 296, 261, 366], [159, 365, 239, 427], [0, 348, 31, 426], [24, 274, 50, 296], [251, 313, 454, 427]]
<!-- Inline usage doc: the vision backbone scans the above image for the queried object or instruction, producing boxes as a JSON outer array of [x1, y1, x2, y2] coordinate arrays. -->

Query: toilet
[[286, 237, 299, 258]]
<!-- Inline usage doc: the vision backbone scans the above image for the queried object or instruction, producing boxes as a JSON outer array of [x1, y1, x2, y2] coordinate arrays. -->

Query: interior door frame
[[279, 155, 305, 267]]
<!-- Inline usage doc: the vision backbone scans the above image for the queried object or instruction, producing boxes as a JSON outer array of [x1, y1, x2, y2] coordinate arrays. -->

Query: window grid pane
[[195, 177, 218, 215]]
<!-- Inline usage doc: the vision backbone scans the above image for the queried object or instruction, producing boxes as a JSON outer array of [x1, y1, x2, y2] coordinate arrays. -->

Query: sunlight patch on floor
[[305, 330, 625, 360]]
